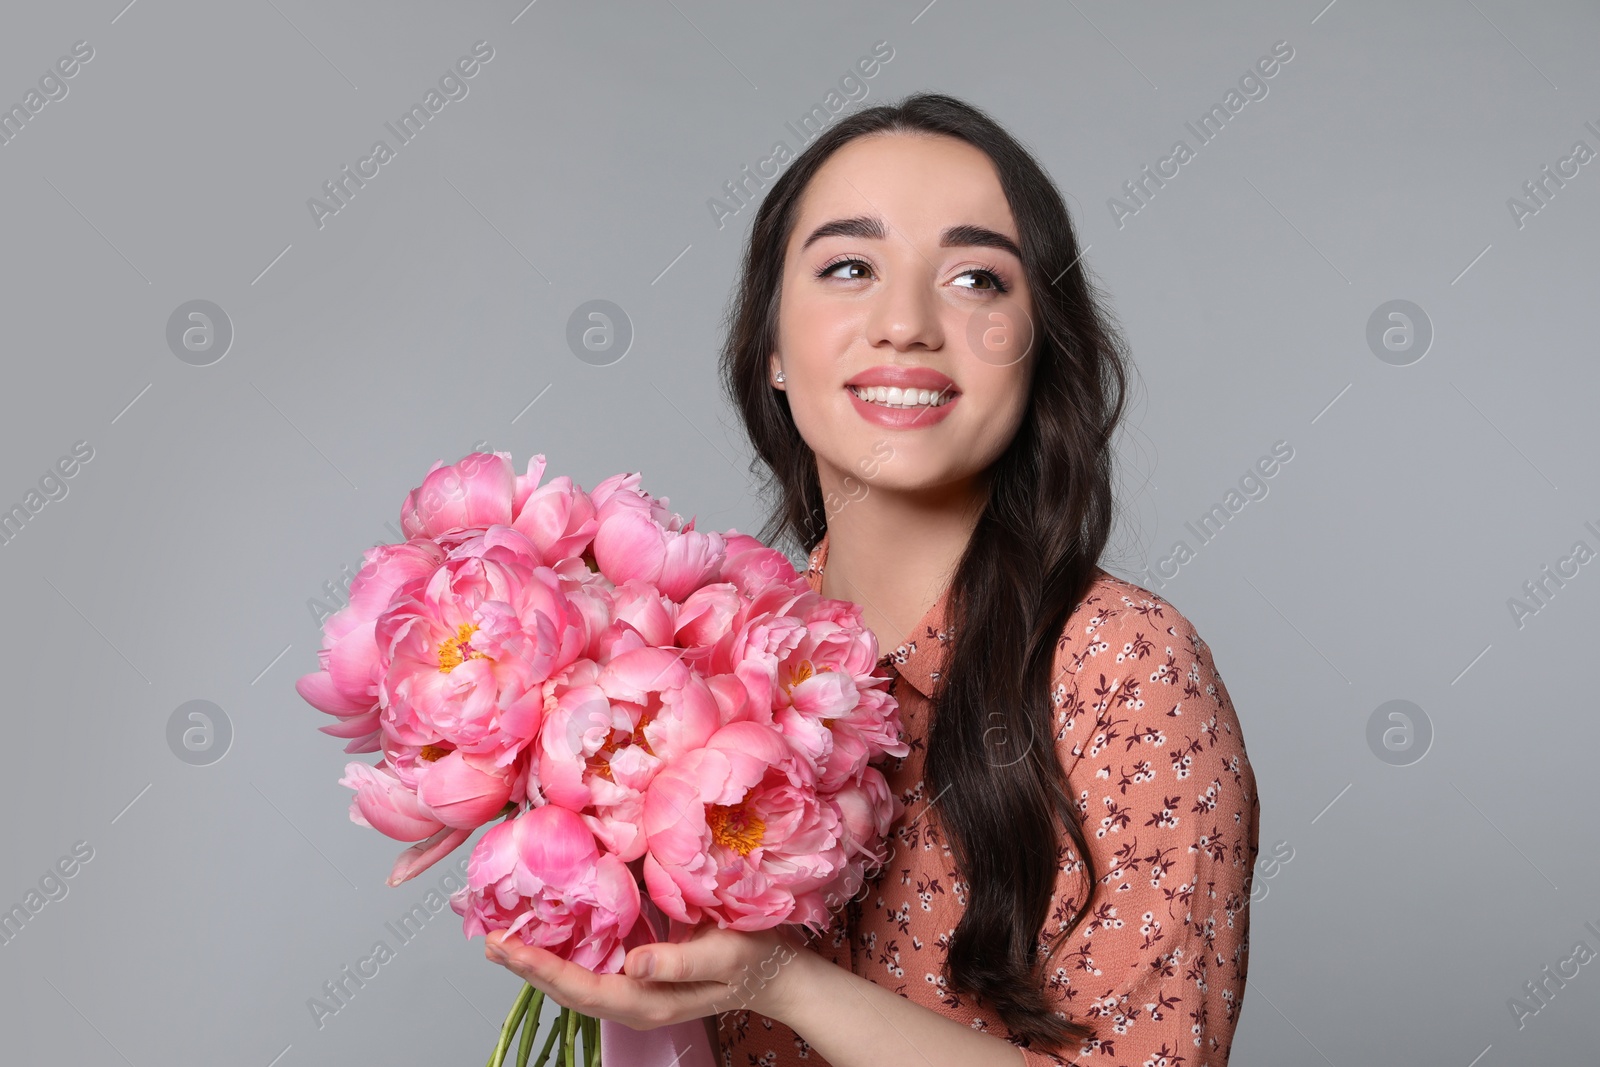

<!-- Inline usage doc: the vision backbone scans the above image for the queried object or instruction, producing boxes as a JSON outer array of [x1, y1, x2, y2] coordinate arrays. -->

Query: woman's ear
[[769, 353, 785, 388]]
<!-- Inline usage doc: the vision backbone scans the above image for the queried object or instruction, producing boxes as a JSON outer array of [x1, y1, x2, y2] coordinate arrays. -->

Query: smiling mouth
[[846, 384, 957, 409]]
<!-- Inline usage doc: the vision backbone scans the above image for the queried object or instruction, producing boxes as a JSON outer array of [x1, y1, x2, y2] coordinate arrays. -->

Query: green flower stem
[[490, 983, 536, 1067], [515, 988, 545, 1067], [529, 1006, 563, 1067], [563, 1005, 579, 1067]]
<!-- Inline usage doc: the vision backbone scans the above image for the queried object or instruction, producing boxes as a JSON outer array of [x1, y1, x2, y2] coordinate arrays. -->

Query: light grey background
[[2, 1, 1597, 1064]]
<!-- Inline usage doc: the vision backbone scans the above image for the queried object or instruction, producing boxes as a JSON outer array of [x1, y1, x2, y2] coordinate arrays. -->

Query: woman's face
[[772, 131, 1035, 499]]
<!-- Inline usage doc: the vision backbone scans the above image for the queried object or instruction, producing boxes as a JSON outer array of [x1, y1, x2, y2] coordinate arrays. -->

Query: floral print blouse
[[715, 531, 1260, 1066]]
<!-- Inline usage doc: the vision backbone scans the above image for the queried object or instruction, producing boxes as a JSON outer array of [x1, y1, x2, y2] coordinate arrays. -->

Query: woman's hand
[[484, 920, 815, 1031]]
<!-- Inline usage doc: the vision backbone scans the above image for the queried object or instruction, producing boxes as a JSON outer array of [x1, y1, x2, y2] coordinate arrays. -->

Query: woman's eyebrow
[[942, 223, 1022, 261], [800, 216, 1023, 262], [801, 215, 885, 249]]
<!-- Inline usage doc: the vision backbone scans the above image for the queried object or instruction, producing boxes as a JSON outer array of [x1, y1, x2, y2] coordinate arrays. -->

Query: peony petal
[[592, 508, 665, 586], [388, 825, 472, 886]]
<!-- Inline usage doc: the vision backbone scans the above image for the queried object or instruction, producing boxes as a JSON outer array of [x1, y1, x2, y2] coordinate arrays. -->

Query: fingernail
[[635, 950, 655, 978]]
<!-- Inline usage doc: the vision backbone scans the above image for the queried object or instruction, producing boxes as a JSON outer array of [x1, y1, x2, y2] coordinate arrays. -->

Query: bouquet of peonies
[[296, 452, 906, 1067]]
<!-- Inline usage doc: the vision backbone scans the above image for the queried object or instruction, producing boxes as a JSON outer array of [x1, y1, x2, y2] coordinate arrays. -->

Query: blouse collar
[[803, 529, 951, 700]]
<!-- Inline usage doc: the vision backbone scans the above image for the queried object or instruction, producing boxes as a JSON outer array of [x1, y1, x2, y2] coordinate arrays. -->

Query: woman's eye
[[820, 259, 871, 280], [953, 269, 1006, 292]]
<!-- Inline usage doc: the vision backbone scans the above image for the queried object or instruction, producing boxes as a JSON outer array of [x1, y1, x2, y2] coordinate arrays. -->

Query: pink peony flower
[[341, 759, 445, 842], [640, 721, 854, 932], [592, 507, 727, 603], [534, 663, 638, 815], [376, 526, 583, 766], [536, 647, 724, 863], [399, 451, 518, 542], [672, 582, 746, 657], [296, 539, 448, 752], [588, 471, 683, 530], [716, 610, 807, 726], [769, 592, 908, 790], [414, 749, 516, 829], [399, 451, 605, 570], [511, 472, 599, 566], [717, 531, 809, 600], [608, 579, 680, 649], [341, 748, 515, 886], [825, 767, 903, 902], [450, 803, 641, 974]]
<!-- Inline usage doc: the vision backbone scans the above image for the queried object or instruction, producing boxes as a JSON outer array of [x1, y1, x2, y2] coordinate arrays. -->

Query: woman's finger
[[624, 925, 803, 1024], [488, 933, 598, 1003], [489, 930, 731, 1024], [625, 924, 739, 984]]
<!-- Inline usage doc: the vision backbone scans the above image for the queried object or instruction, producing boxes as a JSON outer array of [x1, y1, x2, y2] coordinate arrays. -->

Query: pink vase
[[599, 896, 720, 1067]]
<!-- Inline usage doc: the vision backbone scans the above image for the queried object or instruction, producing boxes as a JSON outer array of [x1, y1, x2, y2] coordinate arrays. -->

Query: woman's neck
[[818, 488, 984, 654]]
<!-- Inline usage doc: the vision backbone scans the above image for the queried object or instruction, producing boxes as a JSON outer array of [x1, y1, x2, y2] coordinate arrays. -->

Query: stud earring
[[774, 371, 785, 385]]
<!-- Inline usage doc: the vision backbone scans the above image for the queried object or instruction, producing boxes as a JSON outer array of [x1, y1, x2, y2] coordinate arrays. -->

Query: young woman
[[486, 92, 1261, 1067]]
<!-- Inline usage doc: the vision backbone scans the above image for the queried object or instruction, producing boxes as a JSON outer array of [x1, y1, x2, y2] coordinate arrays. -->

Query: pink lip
[[844, 365, 959, 393]]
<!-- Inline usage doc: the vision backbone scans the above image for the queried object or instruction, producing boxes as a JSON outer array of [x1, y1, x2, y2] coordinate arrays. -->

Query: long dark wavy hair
[[717, 92, 1132, 1050]]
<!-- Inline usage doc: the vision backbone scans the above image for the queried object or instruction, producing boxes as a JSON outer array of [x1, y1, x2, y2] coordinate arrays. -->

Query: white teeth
[[849, 384, 953, 408]]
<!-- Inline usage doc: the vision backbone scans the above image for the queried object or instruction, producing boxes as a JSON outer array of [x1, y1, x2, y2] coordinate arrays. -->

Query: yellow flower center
[[585, 753, 615, 782], [785, 658, 832, 692], [418, 745, 450, 762], [627, 711, 657, 758], [785, 659, 839, 729], [707, 801, 765, 856], [587, 732, 622, 781], [437, 622, 490, 673], [582, 709, 659, 782]]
